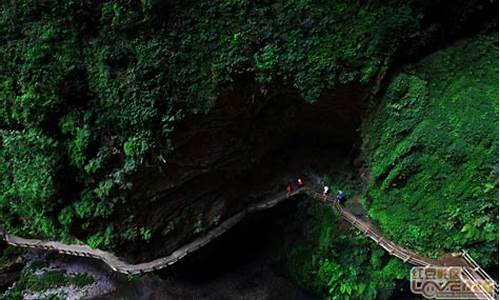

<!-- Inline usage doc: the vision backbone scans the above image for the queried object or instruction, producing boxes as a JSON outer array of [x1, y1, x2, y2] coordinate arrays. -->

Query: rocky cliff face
[[115, 80, 370, 262], [1, 0, 495, 262]]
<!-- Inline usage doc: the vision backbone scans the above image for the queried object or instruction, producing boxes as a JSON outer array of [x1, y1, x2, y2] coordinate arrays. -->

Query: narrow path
[[0, 189, 304, 275], [313, 190, 498, 300], [0, 188, 495, 288], [311, 190, 451, 266]]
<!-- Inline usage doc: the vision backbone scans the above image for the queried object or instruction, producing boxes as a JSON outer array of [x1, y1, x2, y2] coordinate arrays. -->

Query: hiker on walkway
[[286, 183, 293, 194], [337, 190, 346, 205], [297, 178, 304, 188], [323, 186, 329, 195]]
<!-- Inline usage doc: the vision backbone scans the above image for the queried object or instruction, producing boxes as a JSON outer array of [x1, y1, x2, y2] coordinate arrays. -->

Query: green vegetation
[[289, 33, 498, 300], [40, 296, 63, 300], [363, 33, 498, 267], [0, 247, 24, 265], [289, 198, 409, 300], [126, 273, 144, 282], [289, 168, 409, 300], [0, 0, 491, 248], [0, 1, 496, 299], [193, 213, 205, 234], [20, 270, 93, 291], [323, 160, 361, 201], [0, 268, 94, 300]]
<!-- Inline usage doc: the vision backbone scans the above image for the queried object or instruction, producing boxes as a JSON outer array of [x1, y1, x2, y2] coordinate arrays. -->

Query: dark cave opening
[[159, 195, 305, 279], [120, 81, 367, 263], [156, 193, 321, 299], [116, 84, 369, 298], [152, 138, 358, 296]]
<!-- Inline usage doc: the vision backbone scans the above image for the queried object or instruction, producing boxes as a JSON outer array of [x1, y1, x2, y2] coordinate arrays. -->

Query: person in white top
[[323, 186, 329, 195], [297, 178, 304, 187]]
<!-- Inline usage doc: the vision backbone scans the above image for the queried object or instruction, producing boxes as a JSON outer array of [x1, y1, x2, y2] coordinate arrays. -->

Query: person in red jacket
[[286, 183, 293, 194]]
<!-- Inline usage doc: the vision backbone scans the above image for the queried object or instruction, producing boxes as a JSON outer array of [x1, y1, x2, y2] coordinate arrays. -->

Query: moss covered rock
[[363, 33, 498, 267]]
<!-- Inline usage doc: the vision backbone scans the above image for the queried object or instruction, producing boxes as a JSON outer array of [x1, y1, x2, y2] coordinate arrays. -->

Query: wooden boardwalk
[[311, 190, 446, 266], [0, 189, 304, 275], [312, 191, 498, 300], [0, 187, 497, 299]]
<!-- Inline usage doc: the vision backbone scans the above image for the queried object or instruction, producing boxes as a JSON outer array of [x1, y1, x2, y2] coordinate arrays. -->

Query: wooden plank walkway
[[0, 186, 497, 299], [310, 191, 498, 300], [0, 189, 304, 275], [310, 190, 443, 266]]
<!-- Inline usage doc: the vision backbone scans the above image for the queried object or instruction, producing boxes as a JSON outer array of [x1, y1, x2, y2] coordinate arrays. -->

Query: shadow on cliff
[[155, 191, 321, 300], [115, 81, 368, 263]]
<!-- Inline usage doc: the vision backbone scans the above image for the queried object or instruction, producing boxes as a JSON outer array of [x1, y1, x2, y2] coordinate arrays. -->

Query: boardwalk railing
[[312, 191, 498, 300], [310, 191, 441, 266], [1, 186, 497, 298], [460, 251, 499, 300], [1, 189, 304, 275]]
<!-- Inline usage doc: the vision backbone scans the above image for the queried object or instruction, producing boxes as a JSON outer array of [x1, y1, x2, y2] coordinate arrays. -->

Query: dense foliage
[[287, 162, 407, 299], [289, 200, 409, 300], [363, 33, 499, 267], [1, 0, 488, 246], [288, 32, 498, 300], [0, 1, 497, 299]]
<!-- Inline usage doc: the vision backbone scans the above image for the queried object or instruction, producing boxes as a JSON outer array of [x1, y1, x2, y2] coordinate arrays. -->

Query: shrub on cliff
[[0, 0, 495, 247], [363, 33, 499, 267]]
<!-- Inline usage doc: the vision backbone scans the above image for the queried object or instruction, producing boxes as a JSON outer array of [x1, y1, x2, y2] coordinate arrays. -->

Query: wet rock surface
[[0, 244, 24, 293], [0, 251, 115, 300]]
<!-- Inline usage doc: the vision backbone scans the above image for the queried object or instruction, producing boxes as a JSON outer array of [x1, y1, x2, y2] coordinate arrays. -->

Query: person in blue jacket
[[336, 190, 346, 205]]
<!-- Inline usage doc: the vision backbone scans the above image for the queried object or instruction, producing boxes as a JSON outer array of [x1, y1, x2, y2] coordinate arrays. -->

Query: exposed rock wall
[[116, 81, 369, 262]]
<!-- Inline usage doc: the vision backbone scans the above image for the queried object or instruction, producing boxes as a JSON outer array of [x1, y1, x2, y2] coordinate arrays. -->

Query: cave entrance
[[147, 83, 368, 298], [123, 82, 367, 270], [218, 82, 366, 197]]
